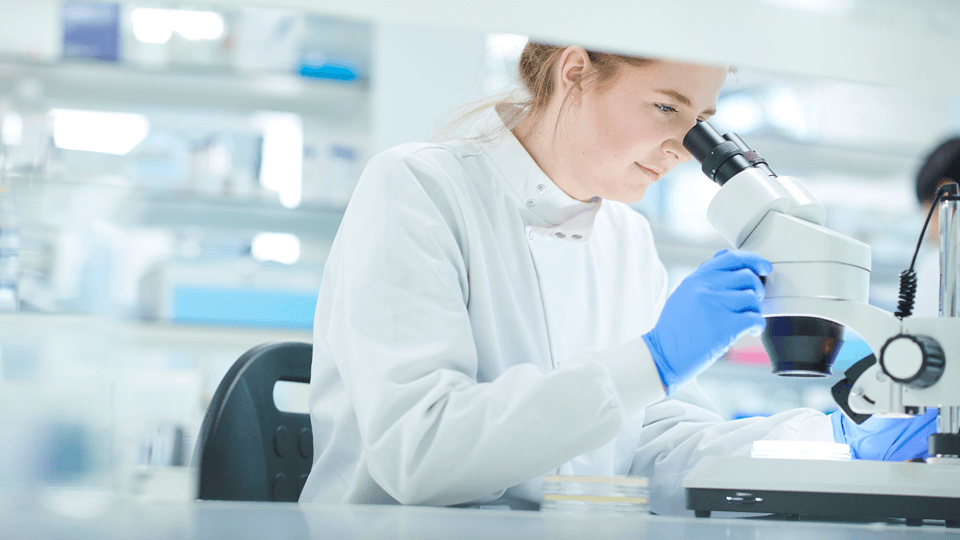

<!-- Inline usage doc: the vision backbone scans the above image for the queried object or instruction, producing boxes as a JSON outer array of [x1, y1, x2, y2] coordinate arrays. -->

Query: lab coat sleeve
[[629, 378, 834, 516], [324, 147, 667, 507]]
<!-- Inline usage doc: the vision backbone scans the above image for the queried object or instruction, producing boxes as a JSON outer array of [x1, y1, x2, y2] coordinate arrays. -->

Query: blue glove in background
[[643, 250, 771, 395], [831, 408, 937, 461]]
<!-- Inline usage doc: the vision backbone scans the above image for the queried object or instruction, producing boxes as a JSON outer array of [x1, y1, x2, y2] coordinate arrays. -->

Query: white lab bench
[[2, 499, 958, 540]]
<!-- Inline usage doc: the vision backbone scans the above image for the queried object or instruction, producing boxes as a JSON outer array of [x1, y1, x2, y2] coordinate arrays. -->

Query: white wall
[[0, 0, 60, 59], [370, 22, 488, 154]]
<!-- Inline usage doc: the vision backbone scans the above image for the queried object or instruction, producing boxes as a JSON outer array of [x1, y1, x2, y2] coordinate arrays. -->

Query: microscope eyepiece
[[683, 121, 773, 185], [683, 120, 726, 163]]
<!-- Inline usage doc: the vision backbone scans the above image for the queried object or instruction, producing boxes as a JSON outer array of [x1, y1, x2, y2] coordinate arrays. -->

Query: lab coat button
[[554, 232, 566, 238], [528, 230, 535, 240], [527, 199, 536, 207], [537, 184, 546, 193], [274, 425, 289, 457]]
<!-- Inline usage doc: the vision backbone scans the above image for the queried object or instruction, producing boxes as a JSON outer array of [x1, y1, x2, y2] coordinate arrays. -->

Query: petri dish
[[541, 475, 649, 514]]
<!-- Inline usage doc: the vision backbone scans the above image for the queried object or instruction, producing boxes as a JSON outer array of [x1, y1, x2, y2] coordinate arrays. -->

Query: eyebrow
[[654, 89, 717, 117]]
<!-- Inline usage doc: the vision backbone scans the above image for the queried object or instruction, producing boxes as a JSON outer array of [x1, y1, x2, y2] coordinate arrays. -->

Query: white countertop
[[1, 498, 957, 540]]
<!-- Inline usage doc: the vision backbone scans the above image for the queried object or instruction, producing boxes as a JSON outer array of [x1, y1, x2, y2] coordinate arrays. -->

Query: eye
[[655, 103, 679, 114]]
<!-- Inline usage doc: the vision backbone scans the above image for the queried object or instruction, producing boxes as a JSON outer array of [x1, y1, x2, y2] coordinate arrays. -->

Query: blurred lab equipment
[[140, 256, 320, 329], [62, 1, 121, 63], [680, 121, 960, 526], [0, 188, 19, 311], [193, 341, 313, 502]]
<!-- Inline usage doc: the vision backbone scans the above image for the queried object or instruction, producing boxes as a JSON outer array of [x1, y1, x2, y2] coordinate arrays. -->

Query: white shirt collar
[[475, 106, 602, 242]]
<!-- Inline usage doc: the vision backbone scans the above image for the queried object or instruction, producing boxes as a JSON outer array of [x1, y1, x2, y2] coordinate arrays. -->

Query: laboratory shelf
[[0, 58, 369, 119], [116, 191, 346, 236], [0, 311, 312, 349], [1, 173, 347, 236]]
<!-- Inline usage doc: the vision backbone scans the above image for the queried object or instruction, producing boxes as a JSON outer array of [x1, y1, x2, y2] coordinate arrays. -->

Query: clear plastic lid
[[751, 440, 852, 460]]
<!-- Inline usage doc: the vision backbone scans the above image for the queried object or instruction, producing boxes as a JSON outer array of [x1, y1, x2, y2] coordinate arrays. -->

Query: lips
[[635, 163, 663, 181]]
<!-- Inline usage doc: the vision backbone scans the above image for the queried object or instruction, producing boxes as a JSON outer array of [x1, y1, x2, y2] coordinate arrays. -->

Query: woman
[[913, 137, 960, 317], [299, 44, 935, 514]]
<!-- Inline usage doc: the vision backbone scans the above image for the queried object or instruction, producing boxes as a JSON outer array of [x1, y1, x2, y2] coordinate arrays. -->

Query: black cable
[[910, 186, 950, 270], [894, 269, 918, 319], [896, 183, 958, 319]]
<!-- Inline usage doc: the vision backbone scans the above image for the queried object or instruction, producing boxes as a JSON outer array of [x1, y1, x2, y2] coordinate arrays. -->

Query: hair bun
[[917, 137, 960, 204]]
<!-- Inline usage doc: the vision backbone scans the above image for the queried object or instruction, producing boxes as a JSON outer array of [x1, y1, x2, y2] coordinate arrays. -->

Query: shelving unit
[[0, 58, 369, 120], [117, 191, 345, 236], [0, 311, 310, 352]]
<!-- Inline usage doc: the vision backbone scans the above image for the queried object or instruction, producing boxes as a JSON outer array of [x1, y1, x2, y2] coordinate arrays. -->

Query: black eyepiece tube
[[721, 132, 751, 153], [723, 133, 776, 177], [683, 120, 752, 185], [683, 121, 726, 164]]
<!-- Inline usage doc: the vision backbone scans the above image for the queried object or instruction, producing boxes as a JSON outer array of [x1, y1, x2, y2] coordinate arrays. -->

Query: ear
[[555, 46, 591, 101]]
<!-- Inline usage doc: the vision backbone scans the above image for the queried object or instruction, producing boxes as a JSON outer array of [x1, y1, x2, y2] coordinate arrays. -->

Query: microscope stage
[[683, 456, 960, 526]]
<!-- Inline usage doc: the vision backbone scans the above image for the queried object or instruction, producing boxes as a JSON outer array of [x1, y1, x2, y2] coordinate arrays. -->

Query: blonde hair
[[439, 42, 653, 141]]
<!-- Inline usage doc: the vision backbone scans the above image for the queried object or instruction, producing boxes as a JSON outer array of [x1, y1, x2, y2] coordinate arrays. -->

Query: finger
[[717, 289, 763, 314], [733, 311, 767, 337], [717, 268, 765, 300], [702, 250, 772, 276]]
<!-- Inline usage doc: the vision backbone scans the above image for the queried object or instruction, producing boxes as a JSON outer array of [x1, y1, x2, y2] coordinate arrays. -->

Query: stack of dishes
[[541, 475, 649, 514], [750, 440, 852, 460]]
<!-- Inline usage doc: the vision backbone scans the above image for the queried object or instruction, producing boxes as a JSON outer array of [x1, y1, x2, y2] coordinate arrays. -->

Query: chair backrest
[[193, 341, 313, 502]]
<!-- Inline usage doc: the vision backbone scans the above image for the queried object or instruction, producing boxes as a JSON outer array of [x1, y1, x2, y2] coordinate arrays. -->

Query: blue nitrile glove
[[643, 250, 771, 395], [831, 408, 938, 461]]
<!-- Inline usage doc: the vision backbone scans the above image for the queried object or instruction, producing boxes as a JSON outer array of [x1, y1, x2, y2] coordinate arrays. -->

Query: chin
[[607, 188, 647, 205]]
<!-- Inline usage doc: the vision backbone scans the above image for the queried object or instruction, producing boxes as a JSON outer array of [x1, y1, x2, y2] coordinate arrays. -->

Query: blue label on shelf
[[171, 287, 317, 329], [298, 60, 359, 82], [62, 1, 121, 62]]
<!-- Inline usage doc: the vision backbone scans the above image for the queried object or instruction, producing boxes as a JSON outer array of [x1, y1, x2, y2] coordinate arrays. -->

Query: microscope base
[[683, 457, 960, 526]]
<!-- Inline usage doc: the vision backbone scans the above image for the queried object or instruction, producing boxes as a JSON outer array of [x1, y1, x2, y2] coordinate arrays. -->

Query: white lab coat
[[299, 109, 834, 514]]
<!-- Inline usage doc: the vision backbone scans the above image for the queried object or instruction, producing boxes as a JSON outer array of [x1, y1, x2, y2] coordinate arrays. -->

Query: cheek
[[584, 100, 663, 166], [592, 103, 642, 159]]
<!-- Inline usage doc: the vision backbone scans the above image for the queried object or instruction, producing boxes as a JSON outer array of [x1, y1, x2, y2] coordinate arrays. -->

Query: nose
[[664, 137, 692, 164]]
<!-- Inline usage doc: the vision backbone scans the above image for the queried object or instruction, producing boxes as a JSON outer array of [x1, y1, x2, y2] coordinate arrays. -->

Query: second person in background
[[299, 43, 936, 514]]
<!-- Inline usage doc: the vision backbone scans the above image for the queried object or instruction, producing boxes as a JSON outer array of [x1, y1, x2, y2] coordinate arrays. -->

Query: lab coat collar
[[475, 106, 601, 243]]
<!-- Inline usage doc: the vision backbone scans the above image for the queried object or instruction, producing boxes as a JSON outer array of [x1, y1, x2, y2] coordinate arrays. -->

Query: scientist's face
[[556, 57, 726, 203]]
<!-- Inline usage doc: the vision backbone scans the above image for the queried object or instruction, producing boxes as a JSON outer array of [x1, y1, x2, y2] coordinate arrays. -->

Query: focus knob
[[879, 334, 945, 389]]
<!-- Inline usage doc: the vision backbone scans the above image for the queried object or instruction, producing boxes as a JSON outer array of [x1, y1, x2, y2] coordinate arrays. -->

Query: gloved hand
[[643, 250, 771, 395], [831, 408, 938, 461]]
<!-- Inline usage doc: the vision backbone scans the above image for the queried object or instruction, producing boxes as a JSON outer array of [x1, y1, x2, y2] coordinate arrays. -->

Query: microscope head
[[683, 121, 869, 377]]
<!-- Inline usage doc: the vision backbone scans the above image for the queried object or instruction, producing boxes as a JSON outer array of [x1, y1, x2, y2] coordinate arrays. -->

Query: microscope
[[680, 121, 960, 526]]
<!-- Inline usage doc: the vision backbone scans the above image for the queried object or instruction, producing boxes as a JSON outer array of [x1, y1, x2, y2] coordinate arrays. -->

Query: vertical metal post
[[938, 407, 960, 435], [939, 185, 960, 441], [940, 189, 960, 317]]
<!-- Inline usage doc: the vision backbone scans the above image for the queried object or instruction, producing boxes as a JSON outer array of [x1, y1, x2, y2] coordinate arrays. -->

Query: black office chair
[[193, 341, 314, 502]]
